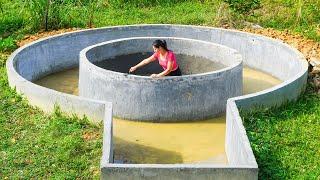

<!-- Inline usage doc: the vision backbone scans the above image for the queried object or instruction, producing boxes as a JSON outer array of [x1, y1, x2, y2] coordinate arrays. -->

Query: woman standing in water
[[129, 39, 182, 78]]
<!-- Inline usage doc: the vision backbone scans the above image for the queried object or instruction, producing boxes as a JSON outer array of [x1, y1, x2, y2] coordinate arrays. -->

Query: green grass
[[93, 2, 221, 26], [0, 36, 17, 52], [241, 86, 320, 179], [0, 54, 102, 179]]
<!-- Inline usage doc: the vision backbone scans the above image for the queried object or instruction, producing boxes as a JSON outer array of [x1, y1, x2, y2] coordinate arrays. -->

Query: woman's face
[[153, 46, 159, 53]]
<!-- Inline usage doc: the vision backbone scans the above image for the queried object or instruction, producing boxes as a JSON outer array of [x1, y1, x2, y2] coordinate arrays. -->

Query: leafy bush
[[0, 17, 24, 37], [22, 0, 104, 30], [0, 37, 17, 52], [224, 0, 261, 15]]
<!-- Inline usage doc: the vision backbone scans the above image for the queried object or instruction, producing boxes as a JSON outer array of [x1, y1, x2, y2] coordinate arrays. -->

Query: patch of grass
[[224, 0, 261, 15], [241, 86, 320, 179], [0, 1, 25, 36], [0, 54, 102, 179], [0, 36, 18, 52], [295, 25, 320, 42], [0, 16, 24, 37], [94, 2, 220, 26]]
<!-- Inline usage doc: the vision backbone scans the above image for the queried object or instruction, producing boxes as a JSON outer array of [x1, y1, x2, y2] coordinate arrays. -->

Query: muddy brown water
[[35, 63, 281, 164]]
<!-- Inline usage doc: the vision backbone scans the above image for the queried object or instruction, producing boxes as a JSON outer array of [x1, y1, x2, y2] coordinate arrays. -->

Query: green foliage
[[9, 0, 101, 31], [93, 1, 218, 26], [27, 0, 46, 24], [23, 0, 69, 30], [0, 0, 318, 42], [0, 54, 102, 178], [0, 1, 25, 36], [0, 36, 17, 52], [241, 86, 320, 179], [223, 0, 261, 15], [0, 17, 24, 37], [108, 0, 190, 8]]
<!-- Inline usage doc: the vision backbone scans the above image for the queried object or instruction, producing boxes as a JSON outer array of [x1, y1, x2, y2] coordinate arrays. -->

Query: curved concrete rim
[[8, 24, 307, 91], [6, 24, 307, 112], [6, 24, 308, 179], [80, 36, 243, 121], [80, 36, 242, 80]]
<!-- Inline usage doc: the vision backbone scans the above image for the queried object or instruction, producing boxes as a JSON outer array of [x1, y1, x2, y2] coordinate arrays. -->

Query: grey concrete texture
[[79, 37, 243, 121], [226, 100, 257, 167], [6, 24, 308, 179], [101, 164, 258, 180], [6, 49, 112, 123]]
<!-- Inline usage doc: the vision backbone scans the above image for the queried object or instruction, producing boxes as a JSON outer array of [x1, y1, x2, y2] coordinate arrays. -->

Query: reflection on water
[[243, 68, 281, 95], [36, 68, 80, 95], [34, 67, 281, 164]]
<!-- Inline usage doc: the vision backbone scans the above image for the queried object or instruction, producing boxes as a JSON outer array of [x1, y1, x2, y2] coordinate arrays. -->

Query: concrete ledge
[[101, 164, 258, 180], [79, 37, 242, 121], [6, 24, 308, 179]]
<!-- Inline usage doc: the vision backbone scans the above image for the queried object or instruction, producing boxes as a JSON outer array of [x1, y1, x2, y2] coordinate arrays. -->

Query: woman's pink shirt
[[153, 51, 178, 71]]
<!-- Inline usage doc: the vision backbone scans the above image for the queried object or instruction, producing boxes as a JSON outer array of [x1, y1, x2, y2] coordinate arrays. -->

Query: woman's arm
[[129, 55, 156, 73], [151, 60, 173, 78]]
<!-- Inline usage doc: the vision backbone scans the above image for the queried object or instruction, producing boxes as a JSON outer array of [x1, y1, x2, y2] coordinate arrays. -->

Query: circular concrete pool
[[7, 25, 308, 179], [79, 37, 243, 121]]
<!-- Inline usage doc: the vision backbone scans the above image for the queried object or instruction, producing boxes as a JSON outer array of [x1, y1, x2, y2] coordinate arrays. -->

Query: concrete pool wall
[[79, 37, 243, 121], [6, 24, 308, 179]]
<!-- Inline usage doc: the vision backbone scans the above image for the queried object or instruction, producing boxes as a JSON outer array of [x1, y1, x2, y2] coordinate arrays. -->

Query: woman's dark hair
[[152, 39, 168, 51]]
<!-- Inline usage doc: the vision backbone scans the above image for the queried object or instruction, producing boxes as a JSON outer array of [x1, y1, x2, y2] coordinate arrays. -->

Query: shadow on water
[[113, 137, 183, 164], [189, 115, 225, 124]]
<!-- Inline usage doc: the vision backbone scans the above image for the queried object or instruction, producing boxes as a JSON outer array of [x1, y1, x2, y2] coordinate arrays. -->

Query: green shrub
[[21, 0, 105, 30], [0, 36, 17, 52], [0, 17, 24, 37], [224, 0, 261, 15]]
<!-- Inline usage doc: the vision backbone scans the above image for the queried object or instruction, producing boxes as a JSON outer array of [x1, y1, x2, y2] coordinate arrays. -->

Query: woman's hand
[[150, 74, 160, 78], [129, 66, 137, 73]]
